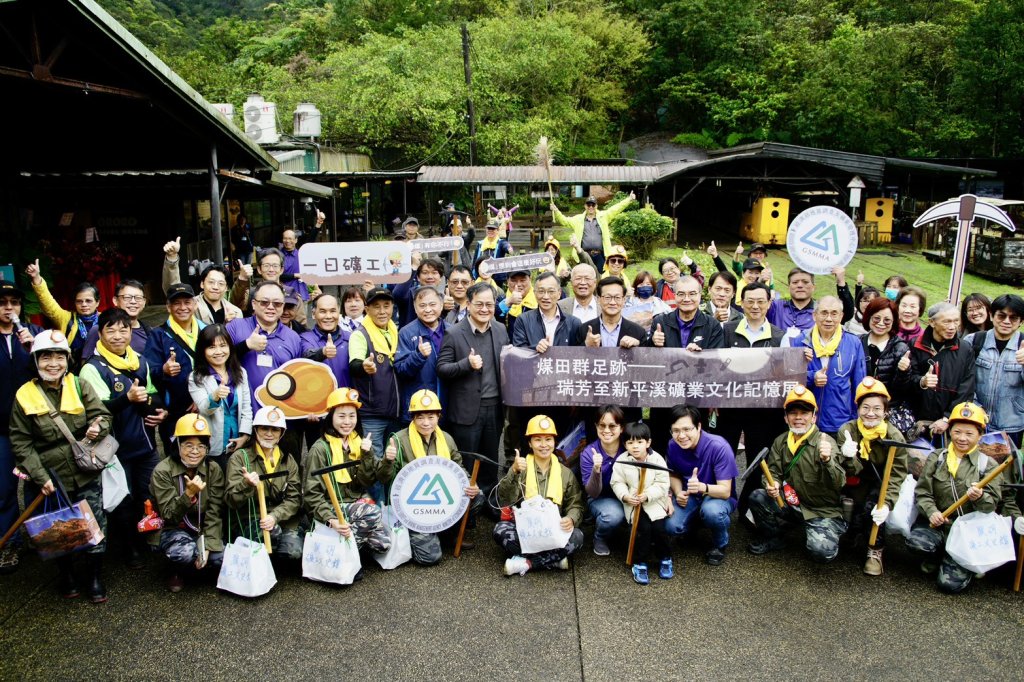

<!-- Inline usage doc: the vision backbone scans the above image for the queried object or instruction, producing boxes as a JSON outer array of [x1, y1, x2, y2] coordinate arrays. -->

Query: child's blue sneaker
[[631, 563, 649, 585], [659, 558, 674, 580]]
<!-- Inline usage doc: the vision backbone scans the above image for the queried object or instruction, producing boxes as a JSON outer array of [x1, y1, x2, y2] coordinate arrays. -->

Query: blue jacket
[[969, 330, 1024, 432], [801, 329, 866, 433], [511, 308, 581, 349], [0, 322, 43, 436], [394, 319, 446, 421], [144, 319, 206, 440]]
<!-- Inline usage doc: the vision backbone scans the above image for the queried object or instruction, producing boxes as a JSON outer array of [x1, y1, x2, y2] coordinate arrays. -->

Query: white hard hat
[[252, 406, 287, 429], [31, 330, 71, 356]]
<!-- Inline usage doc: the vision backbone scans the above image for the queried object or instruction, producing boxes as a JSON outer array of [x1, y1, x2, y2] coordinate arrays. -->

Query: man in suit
[[437, 282, 509, 489], [558, 263, 599, 323], [576, 276, 645, 349]]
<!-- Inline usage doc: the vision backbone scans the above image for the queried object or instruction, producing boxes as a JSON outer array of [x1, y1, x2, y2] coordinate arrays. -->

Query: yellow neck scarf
[[360, 317, 398, 360], [524, 454, 563, 505], [326, 433, 361, 484], [16, 376, 85, 416], [480, 234, 500, 251], [787, 426, 816, 455], [409, 428, 451, 460], [475, 277, 500, 293], [167, 316, 199, 351], [255, 443, 281, 475], [96, 341, 140, 372], [811, 326, 842, 358], [856, 421, 888, 460], [946, 444, 977, 478], [506, 287, 537, 318]]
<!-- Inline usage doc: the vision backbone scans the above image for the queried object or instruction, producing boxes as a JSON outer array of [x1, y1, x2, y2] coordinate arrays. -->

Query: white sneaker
[[504, 556, 531, 576], [556, 557, 569, 571]]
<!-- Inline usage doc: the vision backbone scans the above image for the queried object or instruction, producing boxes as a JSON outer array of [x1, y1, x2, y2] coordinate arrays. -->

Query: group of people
[[1, 196, 1022, 601]]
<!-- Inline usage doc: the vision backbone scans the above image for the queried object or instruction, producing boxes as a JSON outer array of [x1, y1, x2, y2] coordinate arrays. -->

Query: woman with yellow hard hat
[[150, 413, 225, 592], [542, 236, 571, 285], [834, 378, 910, 576], [907, 401, 1008, 593], [304, 388, 391, 555], [383, 389, 480, 566], [494, 415, 584, 576]]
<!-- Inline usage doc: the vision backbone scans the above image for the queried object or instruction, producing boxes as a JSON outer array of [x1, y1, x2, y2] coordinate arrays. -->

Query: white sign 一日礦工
[[297, 241, 412, 285], [786, 205, 858, 275], [389, 456, 469, 534]]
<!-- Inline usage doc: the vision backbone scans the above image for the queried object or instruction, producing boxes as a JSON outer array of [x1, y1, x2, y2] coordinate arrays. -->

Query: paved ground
[[2, 513, 1023, 681]]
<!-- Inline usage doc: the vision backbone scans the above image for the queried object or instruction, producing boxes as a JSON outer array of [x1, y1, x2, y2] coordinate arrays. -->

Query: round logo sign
[[786, 205, 858, 275], [390, 457, 469, 533]]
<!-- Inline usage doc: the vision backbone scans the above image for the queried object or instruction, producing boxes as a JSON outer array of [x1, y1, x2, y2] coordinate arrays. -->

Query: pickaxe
[[256, 470, 288, 552], [866, 439, 931, 546], [0, 467, 61, 552], [310, 461, 361, 543], [454, 451, 500, 558], [616, 459, 672, 566]]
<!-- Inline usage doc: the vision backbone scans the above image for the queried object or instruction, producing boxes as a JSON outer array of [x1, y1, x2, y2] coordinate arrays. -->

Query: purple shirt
[[579, 439, 626, 498], [226, 316, 302, 408], [281, 247, 311, 301], [666, 432, 739, 510], [767, 298, 815, 333], [300, 325, 351, 390], [677, 315, 695, 347]]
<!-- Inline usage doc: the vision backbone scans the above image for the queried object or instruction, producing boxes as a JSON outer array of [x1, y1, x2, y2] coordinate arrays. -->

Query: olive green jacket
[[225, 447, 302, 531], [496, 459, 585, 528], [835, 421, 908, 509], [304, 437, 388, 523], [150, 456, 225, 552], [764, 428, 845, 520], [382, 427, 464, 485], [916, 448, 1003, 525], [10, 377, 112, 490]]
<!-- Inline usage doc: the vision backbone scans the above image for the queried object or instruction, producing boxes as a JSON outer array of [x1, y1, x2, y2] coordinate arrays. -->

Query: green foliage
[[671, 131, 718, 149], [610, 207, 673, 260]]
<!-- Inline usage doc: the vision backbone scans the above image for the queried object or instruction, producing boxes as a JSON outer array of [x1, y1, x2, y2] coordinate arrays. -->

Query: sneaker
[[459, 539, 476, 551], [705, 547, 726, 566], [863, 548, 884, 576], [0, 545, 19, 574], [556, 557, 570, 571], [593, 536, 610, 557], [167, 574, 184, 593], [631, 563, 650, 585], [658, 558, 674, 579], [503, 556, 531, 576], [747, 536, 786, 555]]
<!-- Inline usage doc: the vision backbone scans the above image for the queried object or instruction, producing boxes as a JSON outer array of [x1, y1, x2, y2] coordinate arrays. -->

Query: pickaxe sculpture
[[912, 194, 1016, 304]]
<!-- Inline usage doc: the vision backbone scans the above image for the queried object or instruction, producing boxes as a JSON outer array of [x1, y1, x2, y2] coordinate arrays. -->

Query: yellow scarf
[[96, 341, 140, 372], [167, 316, 199, 351], [524, 454, 563, 505], [811, 326, 842, 358], [360, 317, 398, 360], [856, 421, 888, 460], [408, 428, 451, 460], [480, 234, 500, 251], [787, 426, 816, 455], [735, 317, 772, 344], [475, 277, 501, 293], [506, 287, 537, 318], [255, 443, 281, 475], [16, 375, 85, 416], [946, 444, 977, 478], [326, 433, 361, 484]]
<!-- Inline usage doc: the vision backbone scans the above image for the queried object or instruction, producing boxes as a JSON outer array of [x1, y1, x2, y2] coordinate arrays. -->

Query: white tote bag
[[217, 536, 277, 597], [302, 521, 361, 585], [945, 511, 1016, 574], [513, 495, 572, 554], [885, 475, 918, 538], [373, 506, 412, 570], [101, 457, 129, 512]]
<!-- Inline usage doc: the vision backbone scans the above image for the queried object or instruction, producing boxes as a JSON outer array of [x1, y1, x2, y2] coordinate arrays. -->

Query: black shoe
[[354, 567, 365, 582], [56, 557, 80, 599], [125, 544, 144, 570], [705, 548, 726, 566], [86, 556, 107, 604], [747, 537, 786, 555], [459, 539, 475, 551]]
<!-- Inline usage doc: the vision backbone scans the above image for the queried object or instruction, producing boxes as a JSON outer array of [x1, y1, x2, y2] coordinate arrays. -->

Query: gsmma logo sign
[[390, 456, 469, 533], [786, 206, 858, 275]]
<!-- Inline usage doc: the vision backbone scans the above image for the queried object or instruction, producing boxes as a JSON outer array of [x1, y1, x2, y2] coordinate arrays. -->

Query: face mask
[[884, 287, 899, 301], [636, 285, 654, 299]]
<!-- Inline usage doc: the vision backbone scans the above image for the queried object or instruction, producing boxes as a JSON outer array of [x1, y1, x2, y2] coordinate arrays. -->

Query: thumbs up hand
[[25, 258, 42, 285], [185, 474, 206, 498], [684, 467, 701, 495], [652, 323, 666, 347], [385, 437, 397, 462], [1016, 344, 1024, 366], [536, 336, 553, 354], [417, 335, 432, 358], [442, 287, 454, 312], [585, 327, 602, 348], [680, 251, 693, 267], [246, 326, 267, 352], [214, 375, 231, 401], [324, 332, 337, 359], [735, 241, 744, 257], [840, 431, 858, 459], [513, 449, 528, 474], [921, 363, 938, 389], [241, 468, 260, 489], [706, 241, 718, 258], [236, 260, 252, 282], [897, 351, 911, 372], [856, 270, 865, 286], [591, 450, 603, 472], [163, 236, 181, 259], [361, 434, 374, 453], [362, 355, 377, 375], [508, 289, 523, 306], [163, 349, 181, 377], [127, 378, 148, 403], [814, 367, 828, 387], [468, 347, 482, 370], [819, 434, 832, 462]]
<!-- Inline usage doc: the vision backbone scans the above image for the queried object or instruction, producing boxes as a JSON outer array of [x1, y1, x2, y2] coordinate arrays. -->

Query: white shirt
[[571, 297, 599, 323], [541, 309, 561, 341]]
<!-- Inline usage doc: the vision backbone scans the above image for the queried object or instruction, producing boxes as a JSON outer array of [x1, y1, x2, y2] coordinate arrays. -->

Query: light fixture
[[339, 181, 349, 188]]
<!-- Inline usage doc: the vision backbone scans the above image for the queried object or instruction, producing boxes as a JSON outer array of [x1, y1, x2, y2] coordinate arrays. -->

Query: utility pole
[[461, 23, 476, 166]]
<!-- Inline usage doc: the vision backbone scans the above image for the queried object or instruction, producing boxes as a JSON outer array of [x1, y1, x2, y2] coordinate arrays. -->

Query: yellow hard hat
[[409, 389, 442, 413], [526, 415, 558, 437], [174, 413, 210, 439], [544, 236, 561, 251], [326, 387, 362, 411], [608, 244, 629, 262], [855, 377, 891, 404], [783, 385, 817, 410], [948, 402, 988, 430]]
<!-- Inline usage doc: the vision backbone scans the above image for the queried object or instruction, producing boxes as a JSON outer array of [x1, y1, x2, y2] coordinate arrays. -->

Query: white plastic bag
[[101, 457, 129, 512], [302, 521, 361, 584], [945, 511, 1015, 574], [217, 536, 277, 597], [513, 495, 572, 554], [373, 506, 412, 570], [885, 474, 918, 538]]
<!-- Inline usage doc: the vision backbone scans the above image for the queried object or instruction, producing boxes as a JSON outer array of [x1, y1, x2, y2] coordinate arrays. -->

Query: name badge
[[257, 353, 274, 368]]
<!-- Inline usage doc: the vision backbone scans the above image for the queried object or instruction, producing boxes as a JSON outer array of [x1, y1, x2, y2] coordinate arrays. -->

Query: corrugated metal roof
[[417, 165, 660, 184]]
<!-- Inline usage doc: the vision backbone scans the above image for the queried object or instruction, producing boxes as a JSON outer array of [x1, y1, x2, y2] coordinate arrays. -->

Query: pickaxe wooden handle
[[256, 482, 272, 554], [625, 468, 648, 566], [760, 460, 785, 509], [0, 492, 45, 552], [868, 446, 898, 546], [454, 460, 480, 559], [942, 456, 1013, 519]]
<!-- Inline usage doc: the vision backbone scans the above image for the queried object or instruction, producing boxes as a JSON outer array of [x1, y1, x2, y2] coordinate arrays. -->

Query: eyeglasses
[[675, 291, 700, 299], [859, 406, 886, 415], [179, 443, 208, 454], [671, 426, 698, 435], [260, 262, 282, 271], [471, 302, 495, 309], [597, 423, 620, 431], [253, 299, 285, 309], [817, 310, 842, 318], [994, 311, 1021, 324], [535, 288, 561, 297], [607, 258, 625, 265], [600, 295, 624, 303], [449, 279, 472, 286], [118, 294, 145, 303]]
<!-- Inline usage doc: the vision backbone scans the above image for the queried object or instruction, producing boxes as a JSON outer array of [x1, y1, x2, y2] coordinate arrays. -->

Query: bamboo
[[941, 456, 1013, 518], [625, 468, 648, 566], [760, 460, 785, 509], [454, 460, 480, 558], [868, 446, 898, 546]]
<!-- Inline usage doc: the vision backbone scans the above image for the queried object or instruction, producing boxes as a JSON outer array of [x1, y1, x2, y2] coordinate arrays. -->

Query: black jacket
[[436, 318, 509, 426], [861, 334, 913, 402], [512, 308, 581, 349], [575, 316, 646, 347], [646, 310, 724, 349], [722, 319, 784, 348], [907, 327, 976, 421]]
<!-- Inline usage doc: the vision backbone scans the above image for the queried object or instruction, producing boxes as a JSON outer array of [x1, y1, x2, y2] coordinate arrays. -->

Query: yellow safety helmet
[[526, 415, 558, 437], [173, 413, 210, 439], [854, 377, 891, 404], [409, 389, 442, 413], [783, 385, 817, 411], [544, 237, 561, 251], [947, 402, 988, 430], [326, 387, 362, 411], [607, 244, 629, 262]]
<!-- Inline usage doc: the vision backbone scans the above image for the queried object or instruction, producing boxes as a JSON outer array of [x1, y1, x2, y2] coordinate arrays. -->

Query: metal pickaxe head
[[458, 451, 501, 468], [616, 459, 672, 473], [913, 194, 1016, 233], [47, 467, 70, 503], [741, 447, 771, 480], [310, 460, 361, 477], [879, 438, 932, 450], [258, 470, 289, 481]]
